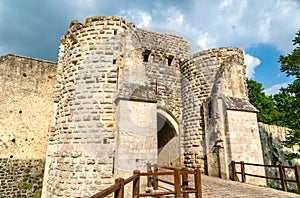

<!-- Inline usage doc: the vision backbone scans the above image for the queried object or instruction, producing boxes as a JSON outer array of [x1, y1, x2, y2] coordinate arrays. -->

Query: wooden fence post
[[147, 163, 152, 188], [133, 170, 140, 197], [194, 168, 202, 198], [174, 168, 181, 198], [231, 161, 236, 181], [114, 178, 124, 198], [278, 164, 287, 192], [182, 168, 189, 198], [294, 166, 300, 194], [153, 164, 158, 190], [241, 161, 246, 183]]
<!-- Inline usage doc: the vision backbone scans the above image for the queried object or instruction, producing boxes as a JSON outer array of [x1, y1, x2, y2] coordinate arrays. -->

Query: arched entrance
[[157, 109, 180, 167]]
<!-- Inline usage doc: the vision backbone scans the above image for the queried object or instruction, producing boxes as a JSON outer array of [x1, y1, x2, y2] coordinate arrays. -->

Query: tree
[[276, 29, 300, 158], [246, 78, 279, 124]]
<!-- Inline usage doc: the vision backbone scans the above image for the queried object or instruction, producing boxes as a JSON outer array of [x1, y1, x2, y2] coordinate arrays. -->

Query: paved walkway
[[201, 174, 300, 198], [157, 174, 299, 197]]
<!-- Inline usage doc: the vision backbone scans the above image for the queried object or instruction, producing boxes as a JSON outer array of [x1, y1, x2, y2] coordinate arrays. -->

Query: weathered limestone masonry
[[3, 19, 300, 197], [0, 158, 45, 197], [197, 48, 266, 185], [40, 16, 267, 197], [0, 54, 57, 197], [138, 28, 189, 167], [259, 123, 300, 189]]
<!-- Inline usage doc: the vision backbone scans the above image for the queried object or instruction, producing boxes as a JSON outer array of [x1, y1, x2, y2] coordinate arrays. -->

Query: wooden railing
[[231, 160, 300, 193], [91, 164, 202, 198]]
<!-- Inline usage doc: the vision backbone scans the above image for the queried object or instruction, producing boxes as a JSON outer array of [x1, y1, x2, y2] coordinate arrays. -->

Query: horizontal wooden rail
[[232, 160, 300, 193], [91, 164, 202, 198], [139, 191, 175, 197], [140, 171, 174, 176], [241, 161, 295, 169], [182, 189, 197, 193], [245, 173, 280, 180], [157, 178, 174, 186], [124, 174, 139, 185], [91, 179, 122, 198]]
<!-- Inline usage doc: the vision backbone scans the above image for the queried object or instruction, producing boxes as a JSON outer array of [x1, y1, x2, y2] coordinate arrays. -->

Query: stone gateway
[[0, 15, 273, 197], [39, 16, 265, 197]]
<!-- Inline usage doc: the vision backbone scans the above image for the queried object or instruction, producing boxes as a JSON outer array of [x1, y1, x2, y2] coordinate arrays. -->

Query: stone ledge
[[116, 83, 157, 103], [225, 96, 258, 112]]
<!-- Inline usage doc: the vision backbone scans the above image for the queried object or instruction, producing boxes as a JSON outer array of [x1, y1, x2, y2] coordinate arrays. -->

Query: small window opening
[[114, 30, 117, 35], [143, 50, 151, 62], [19, 110, 22, 114], [167, 56, 174, 66], [103, 138, 108, 144], [113, 59, 117, 64]]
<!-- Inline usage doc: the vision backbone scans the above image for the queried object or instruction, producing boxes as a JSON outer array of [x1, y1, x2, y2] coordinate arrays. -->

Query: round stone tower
[[42, 16, 140, 197]]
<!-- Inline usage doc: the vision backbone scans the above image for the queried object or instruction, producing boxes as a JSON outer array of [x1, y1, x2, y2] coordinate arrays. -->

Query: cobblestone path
[[201, 174, 300, 198]]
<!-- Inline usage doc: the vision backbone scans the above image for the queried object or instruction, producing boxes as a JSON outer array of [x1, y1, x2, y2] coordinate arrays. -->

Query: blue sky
[[0, 0, 299, 95]]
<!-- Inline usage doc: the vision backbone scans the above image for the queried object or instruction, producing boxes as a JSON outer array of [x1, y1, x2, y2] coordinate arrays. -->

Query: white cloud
[[219, 0, 234, 10], [264, 83, 289, 95], [196, 32, 216, 50], [1, 0, 300, 61], [165, 7, 185, 27], [119, 10, 152, 27], [258, 14, 272, 43], [139, 11, 152, 27], [244, 53, 261, 78], [185, 0, 300, 53]]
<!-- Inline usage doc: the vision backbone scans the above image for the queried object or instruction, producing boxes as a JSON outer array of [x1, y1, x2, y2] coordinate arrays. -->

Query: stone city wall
[[0, 54, 57, 159], [0, 54, 56, 198], [0, 158, 45, 198], [259, 122, 300, 190]]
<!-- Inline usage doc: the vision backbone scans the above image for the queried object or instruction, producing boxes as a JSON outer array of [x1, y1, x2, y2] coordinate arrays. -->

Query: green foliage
[[18, 180, 32, 190], [246, 78, 278, 124], [273, 92, 298, 128], [277, 29, 300, 156], [23, 168, 30, 174], [247, 29, 300, 159], [34, 189, 41, 198]]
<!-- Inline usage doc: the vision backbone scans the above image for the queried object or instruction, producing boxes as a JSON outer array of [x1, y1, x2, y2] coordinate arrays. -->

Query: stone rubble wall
[[0, 158, 45, 198], [0, 54, 57, 159], [259, 122, 300, 190]]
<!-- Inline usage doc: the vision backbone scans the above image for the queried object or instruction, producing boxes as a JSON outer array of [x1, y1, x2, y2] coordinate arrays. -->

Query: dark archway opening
[[157, 114, 176, 154]]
